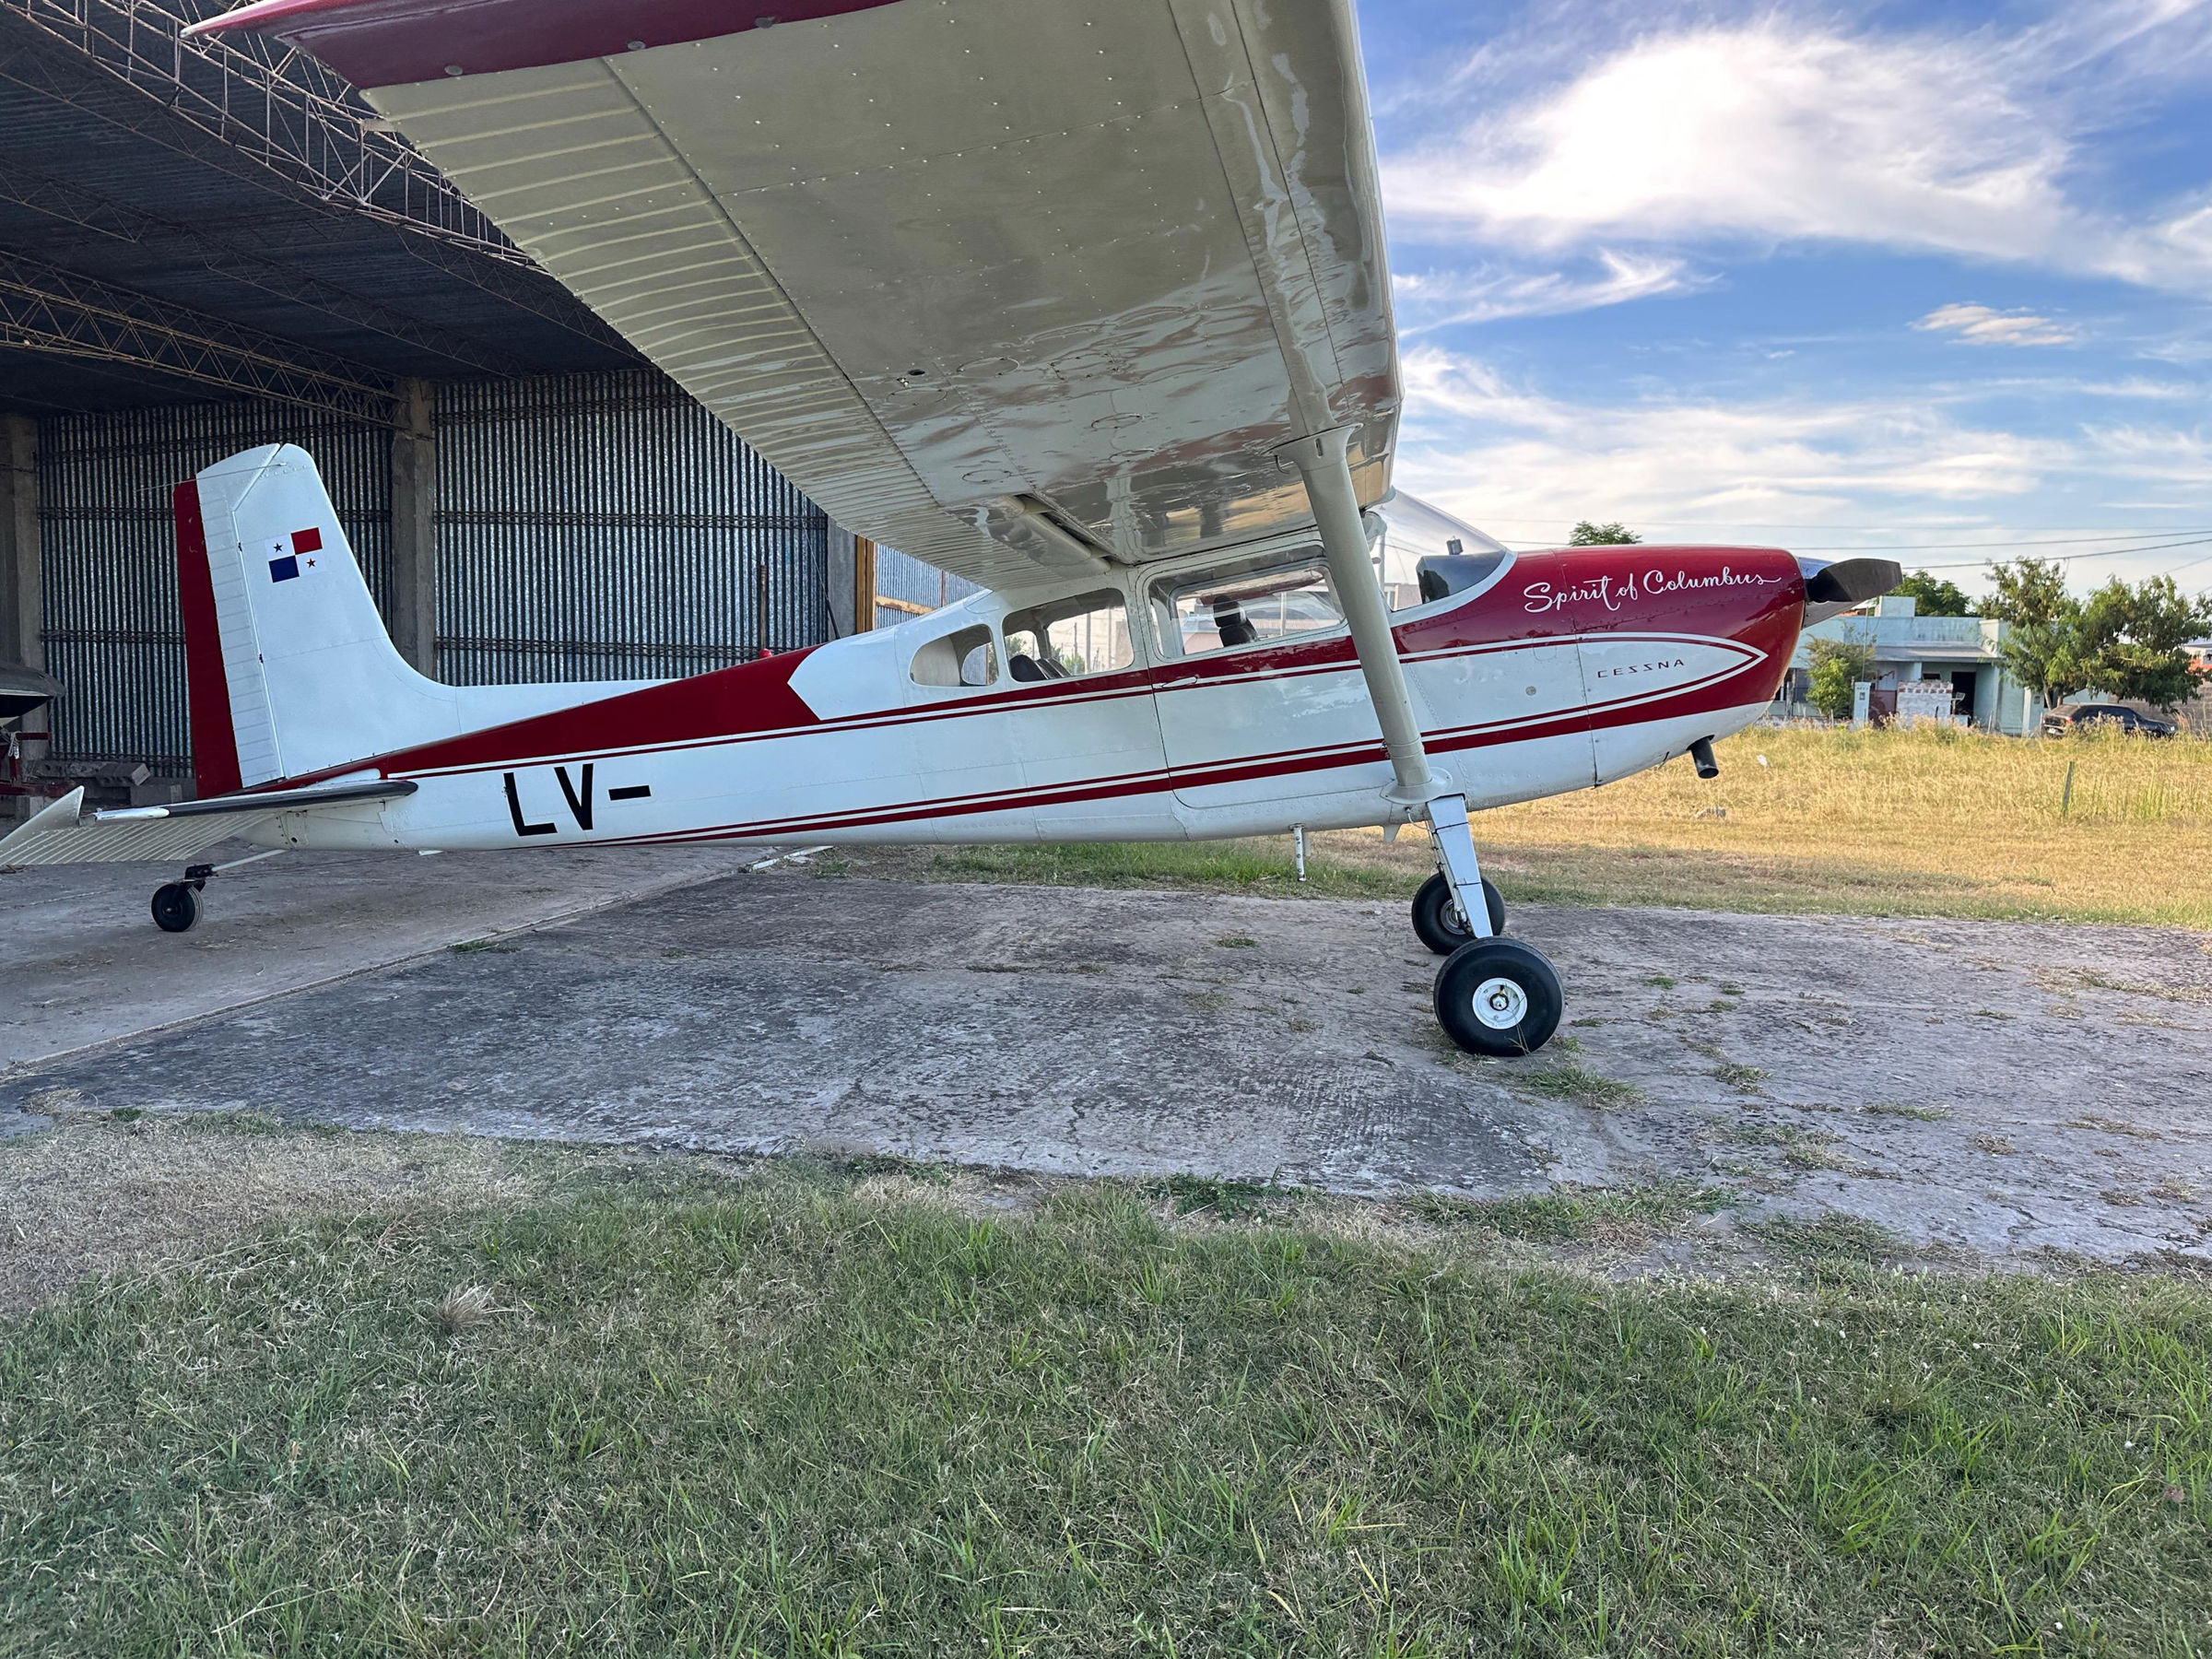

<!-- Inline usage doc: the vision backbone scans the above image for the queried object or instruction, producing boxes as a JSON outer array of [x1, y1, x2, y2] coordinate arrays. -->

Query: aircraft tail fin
[[173, 444, 662, 796], [175, 443, 444, 794]]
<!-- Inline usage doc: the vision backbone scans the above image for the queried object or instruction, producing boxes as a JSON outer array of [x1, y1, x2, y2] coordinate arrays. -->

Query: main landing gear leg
[[150, 846, 285, 934], [1412, 794, 1505, 956], [1422, 794, 1561, 1054], [1281, 427, 1562, 1056]]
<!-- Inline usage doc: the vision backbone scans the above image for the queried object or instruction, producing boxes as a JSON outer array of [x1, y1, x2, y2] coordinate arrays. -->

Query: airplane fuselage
[[255, 537, 1803, 856]]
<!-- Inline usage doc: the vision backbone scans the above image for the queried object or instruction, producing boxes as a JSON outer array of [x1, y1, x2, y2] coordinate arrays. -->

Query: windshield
[[1370, 493, 1509, 606]]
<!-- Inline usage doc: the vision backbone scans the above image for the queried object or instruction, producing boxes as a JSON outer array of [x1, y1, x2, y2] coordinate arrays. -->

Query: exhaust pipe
[[1689, 736, 1719, 780]]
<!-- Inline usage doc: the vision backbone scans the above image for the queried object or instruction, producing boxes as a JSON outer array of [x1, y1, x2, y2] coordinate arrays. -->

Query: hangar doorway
[[30, 371, 833, 792]]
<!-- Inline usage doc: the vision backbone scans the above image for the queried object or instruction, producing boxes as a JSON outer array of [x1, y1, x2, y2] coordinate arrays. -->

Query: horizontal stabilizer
[[0, 780, 415, 869]]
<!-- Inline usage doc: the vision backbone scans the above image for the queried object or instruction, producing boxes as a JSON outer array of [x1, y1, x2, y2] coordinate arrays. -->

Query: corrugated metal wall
[[876, 545, 981, 616], [37, 404, 391, 774], [36, 372, 834, 778], [436, 373, 829, 684]]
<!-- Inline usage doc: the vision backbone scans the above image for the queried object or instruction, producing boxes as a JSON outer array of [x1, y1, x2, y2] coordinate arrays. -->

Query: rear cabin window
[[910, 624, 997, 688], [1002, 591, 1134, 682], [1153, 554, 1343, 658]]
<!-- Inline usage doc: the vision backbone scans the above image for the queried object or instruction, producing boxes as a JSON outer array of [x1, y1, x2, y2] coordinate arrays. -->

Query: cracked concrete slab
[[0, 842, 758, 1069], [3, 865, 2206, 1264]]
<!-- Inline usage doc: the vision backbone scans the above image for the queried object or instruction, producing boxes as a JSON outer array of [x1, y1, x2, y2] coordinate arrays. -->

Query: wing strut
[[1281, 429, 1492, 940]]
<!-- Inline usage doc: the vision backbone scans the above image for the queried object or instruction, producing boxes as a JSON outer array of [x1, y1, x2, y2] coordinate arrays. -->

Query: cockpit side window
[[1151, 550, 1344, 659], [1001, 590, 1134, 682], [910, 623, 998, 688]]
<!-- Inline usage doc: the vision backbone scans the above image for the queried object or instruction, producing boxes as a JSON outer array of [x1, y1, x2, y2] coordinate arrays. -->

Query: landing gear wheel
[[151, 882, 202, 934], [1433, 937, 1562, 1056], [1411, 871, 1506, 956]]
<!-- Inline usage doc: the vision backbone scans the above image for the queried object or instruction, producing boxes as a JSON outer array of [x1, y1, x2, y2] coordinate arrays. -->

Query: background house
[[1780, 596, 2042, 733]]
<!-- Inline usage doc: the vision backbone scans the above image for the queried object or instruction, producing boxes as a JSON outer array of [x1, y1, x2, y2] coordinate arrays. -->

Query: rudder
[[174, 477, 245, 797]]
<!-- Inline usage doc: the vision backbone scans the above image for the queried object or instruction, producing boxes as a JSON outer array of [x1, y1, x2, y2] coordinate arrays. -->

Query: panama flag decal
[[267, 525, 323, 583]]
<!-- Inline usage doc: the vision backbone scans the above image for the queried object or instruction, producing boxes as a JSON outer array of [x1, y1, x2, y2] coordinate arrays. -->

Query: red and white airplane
[[3, 0, 1894, 1055]]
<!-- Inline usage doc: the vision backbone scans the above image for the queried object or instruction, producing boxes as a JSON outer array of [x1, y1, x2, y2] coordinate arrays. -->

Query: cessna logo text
[[1594, 657, 1687, 678], [1523, 565, 1782, 615]]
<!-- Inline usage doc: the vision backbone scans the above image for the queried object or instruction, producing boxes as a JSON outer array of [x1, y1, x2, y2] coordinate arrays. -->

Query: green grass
[[4, 1170, 2207, 1656], [1712, 1062, 1771, 1092], [876, 839, 1411, 901], [1508, 1061, 1647, 1109], [1749, 1213, 1912, 1266], [1407, 1181, 1733, 1244]]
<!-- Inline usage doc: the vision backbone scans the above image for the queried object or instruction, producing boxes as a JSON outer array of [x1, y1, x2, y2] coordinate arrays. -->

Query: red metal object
[[187, 0, 909, 89], [173, 480, 245, 799]]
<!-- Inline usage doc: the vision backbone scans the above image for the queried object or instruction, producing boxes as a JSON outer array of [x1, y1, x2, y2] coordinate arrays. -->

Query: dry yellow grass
[[846, 726, 2212, 929], [1416, 724, 2212, 929]]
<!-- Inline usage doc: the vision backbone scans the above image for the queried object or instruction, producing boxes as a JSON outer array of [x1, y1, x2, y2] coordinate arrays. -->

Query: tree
[[1980, 559, 2212, 711], [2075, 575, 2212, 710], [1569, 521, 1640, 546], [1983, 557, 2086, 708], [1892, 570, 1971, 617], [1806, 636, 1877, 720]]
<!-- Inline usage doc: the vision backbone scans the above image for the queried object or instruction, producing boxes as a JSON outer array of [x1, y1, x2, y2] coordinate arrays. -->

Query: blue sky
[[1359, 0, 2212, 594]]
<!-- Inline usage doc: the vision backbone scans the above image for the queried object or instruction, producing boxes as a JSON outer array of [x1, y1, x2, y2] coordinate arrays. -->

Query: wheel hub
[[1469, 975, 1527, 1030]]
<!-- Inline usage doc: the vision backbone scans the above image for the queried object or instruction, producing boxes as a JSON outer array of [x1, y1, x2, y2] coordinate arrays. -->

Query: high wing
[[192, 0, 1399, 591], [0, 780, 416, 868]]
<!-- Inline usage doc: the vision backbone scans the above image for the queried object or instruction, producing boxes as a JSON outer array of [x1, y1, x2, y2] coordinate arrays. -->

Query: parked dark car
[[2041, 702, 2177, 737]]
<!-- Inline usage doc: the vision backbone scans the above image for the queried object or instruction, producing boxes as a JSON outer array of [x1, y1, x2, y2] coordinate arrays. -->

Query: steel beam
[[0, 251, 396, 425], [0, 413, 41, 672], [0, 159, 535, 376], [388, 376, 437, 673], [1, 0, 519, 263], [0, 7, 624, 348]]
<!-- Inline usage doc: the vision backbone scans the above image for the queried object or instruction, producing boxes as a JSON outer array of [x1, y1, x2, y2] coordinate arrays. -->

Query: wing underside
[[205, 0, 1401, 591]]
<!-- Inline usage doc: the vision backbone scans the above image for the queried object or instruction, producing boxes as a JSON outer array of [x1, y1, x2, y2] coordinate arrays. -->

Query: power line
[[1490, 533, 2212, 574], [1494, 530, 2212, 552], [1910, 535, 2212, 571], [1473, 517, 2212, 534], [1789, 532, 2212, 552]]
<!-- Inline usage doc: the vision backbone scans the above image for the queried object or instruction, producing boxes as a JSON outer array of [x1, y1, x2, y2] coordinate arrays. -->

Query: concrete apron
[[2, 842, 761, 1070], [4, 862, 2208, 1265]]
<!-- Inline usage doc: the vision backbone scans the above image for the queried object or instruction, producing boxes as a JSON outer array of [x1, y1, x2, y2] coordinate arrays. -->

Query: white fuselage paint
[[251, 557, 1778, 859]]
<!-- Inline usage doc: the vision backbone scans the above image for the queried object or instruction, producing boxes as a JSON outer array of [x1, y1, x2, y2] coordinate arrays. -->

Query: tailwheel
[[1411, 871, 1506, 956], [150, 881, 203, 934], [1433, 937, 1562, 1056]]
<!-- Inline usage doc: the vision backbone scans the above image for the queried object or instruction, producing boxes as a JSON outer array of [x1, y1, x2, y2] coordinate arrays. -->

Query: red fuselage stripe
[[260, 546, 1803, 793], [344, 629, 1760, 787], [172, 481, 242, 800], [561, 664, 1771, 850]]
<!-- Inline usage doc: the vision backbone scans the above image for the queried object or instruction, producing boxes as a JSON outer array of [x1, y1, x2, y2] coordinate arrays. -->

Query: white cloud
[[1914, 303, 2079, 347], [1395, 345, 2065, 536], [2083, 423, 2212, 486], [1378, 18, 2212, 293], [1392, 252, 1697, 330]]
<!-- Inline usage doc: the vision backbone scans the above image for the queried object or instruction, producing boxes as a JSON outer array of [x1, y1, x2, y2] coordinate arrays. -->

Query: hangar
[[0, 0, 936, 814]]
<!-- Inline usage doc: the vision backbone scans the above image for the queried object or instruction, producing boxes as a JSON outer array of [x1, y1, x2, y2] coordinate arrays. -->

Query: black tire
[[150, 882, 202, 934], [1411, 871, 1507, 956], [1433, 937, 1563, 1057]]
